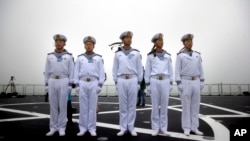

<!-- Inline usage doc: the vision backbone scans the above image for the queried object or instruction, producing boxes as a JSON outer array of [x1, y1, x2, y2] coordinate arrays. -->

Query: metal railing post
[[1, 83, 250, 96], [106, 85, 108, 97], [229, 84, 231, 96], [208, 84, 211, 96], [239, 84, 241, 94]]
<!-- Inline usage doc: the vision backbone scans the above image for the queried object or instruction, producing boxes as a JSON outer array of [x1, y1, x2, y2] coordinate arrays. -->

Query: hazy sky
[[0, 0, 249, 85]]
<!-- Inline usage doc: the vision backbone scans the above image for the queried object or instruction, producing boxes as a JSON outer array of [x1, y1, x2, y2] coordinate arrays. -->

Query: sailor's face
[[122, 36, 132, 46], [55, 40, 65, 50], [84, 42, 94, 52], [183, 40, 193, 50], [155, 38, 163, 48]]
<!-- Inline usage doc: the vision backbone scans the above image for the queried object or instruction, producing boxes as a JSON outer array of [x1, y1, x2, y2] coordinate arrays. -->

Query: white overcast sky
[[0, 0, 249, 85]]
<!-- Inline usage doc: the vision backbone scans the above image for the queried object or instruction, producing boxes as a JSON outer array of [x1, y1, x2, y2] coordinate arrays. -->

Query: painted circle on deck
[[203, 136, 215, 140], [97, 137, 108, 141]]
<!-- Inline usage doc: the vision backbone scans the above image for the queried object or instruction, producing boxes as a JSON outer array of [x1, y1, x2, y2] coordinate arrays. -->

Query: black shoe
[[67, 120, 73, 125], [72, 108, 77, 113]]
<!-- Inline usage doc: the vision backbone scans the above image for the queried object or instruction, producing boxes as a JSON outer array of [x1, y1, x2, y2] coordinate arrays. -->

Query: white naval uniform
[[74, 53, 106, 133], [44, 50, 74, 133], [112, 47, 143, 132], [144, 50, 173, 132], [175, 49, 205, 133]]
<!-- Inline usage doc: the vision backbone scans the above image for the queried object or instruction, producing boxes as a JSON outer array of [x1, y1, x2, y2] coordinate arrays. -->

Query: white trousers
[[150, 78, 170, 131], [48, 78, 69, 132], [78, 80, 98, 133], [117, 77, 138, 132], [180, 79, 201, 132]]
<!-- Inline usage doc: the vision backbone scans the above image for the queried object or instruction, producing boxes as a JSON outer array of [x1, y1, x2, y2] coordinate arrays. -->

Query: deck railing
[[1, 83, 249, 96]]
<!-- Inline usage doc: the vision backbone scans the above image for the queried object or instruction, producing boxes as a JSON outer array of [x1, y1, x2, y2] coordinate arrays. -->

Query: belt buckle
[[55, 75, 60, 79], [192, 77, 195, 80], [86, 78, 91, 82], [125, 75, 129, 79], [159, 76, 163, 80]]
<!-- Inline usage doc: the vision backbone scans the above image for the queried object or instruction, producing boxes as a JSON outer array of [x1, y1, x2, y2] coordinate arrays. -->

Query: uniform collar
[[155, 50, 166, 58], [83, 52, 96, 59], [121, 46, 133, 55], [183, 48, 193, 56], [53, 49, 68, 58]]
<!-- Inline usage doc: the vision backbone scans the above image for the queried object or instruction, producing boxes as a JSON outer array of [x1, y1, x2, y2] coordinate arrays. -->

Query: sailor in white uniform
[[74, 36, 106, 137], [112, 31, 143, 136], [44, 34, 74, 136], [144, 33, 173, 136], [175, 34, 205, 136]]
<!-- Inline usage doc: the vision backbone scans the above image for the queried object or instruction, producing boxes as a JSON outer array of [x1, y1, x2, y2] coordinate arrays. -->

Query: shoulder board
[[78, 53, 84, 57], [115, 47, 122, 53], [132, 49, 140, 52], [177, 51, 183, 55], [147, 48, 156, 56], [147, 50, 155, 55], [95, 54, 102, 57], [66, 52, 72, 55], [194, 51, 201, 54], [177, 47, 185, 55], [165, 51, 171, 56]]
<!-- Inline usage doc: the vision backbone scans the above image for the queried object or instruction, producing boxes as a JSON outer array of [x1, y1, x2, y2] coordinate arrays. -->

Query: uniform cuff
[[75, 83, 79, 87], [176, 81, 181, 85], [71, 83, 76, 88], [98, 83, 103, 88], [45, 83, 48, 86]]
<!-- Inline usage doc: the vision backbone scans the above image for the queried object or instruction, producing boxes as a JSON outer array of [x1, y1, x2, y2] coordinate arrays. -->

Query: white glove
[[200, 81, 204, 90], [177, 83, 183, 92], [147, 85, 151, 94], [75, 87, 79, 94], [45, 86, 48, 93], [68, 86, 72, 93], [96, 86, 102, 94]]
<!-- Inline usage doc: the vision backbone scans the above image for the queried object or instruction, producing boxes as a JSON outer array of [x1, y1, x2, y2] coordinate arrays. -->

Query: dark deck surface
[[0, 95, 250, 141]]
